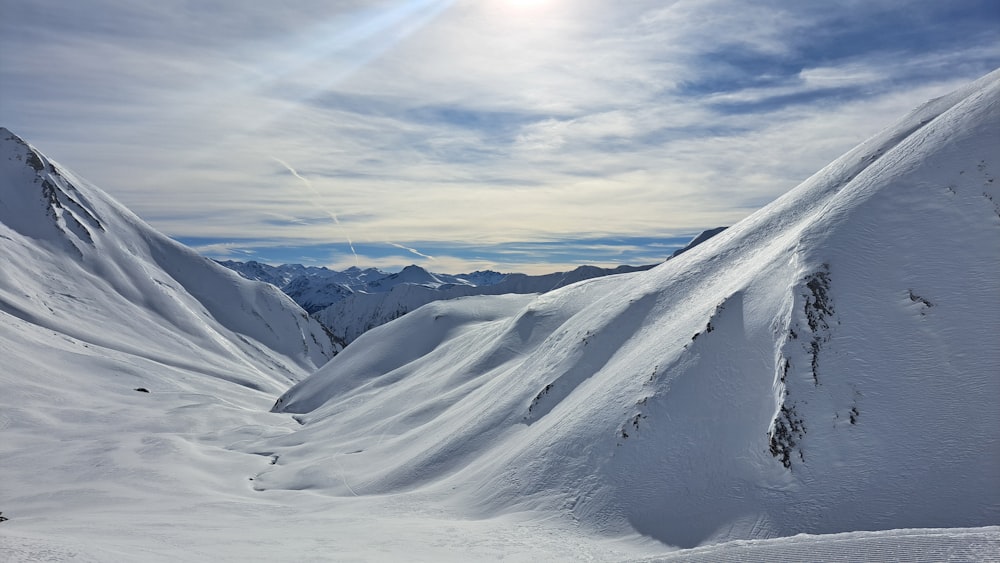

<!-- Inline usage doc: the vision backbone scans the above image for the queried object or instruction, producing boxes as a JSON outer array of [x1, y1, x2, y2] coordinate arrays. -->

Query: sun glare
[[502, 0, 551, 11]]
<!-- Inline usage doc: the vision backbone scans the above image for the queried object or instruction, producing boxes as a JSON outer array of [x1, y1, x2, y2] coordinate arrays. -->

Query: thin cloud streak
[[386, 242, 436, 260], [271, 156, 360, 266]]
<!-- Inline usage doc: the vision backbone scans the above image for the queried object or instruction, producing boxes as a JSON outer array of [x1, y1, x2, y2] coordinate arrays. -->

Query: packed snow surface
[[2, 69, 1000, 561]]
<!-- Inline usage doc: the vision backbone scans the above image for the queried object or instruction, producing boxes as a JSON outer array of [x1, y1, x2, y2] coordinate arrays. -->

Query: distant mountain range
[[217, 231, 726, 346], [216, 261, 510, 314]]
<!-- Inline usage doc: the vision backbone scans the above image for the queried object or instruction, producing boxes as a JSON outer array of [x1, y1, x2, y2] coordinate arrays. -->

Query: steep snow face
[[268, 71, 1000, 547], [0, 128, 336, 391]]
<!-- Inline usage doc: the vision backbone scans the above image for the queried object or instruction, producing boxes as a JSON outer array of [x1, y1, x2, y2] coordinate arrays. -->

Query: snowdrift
[[268, 71, 1000, 547]]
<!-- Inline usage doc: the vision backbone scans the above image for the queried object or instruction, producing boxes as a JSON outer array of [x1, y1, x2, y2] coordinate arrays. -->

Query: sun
[[502, 0, 551, 11]]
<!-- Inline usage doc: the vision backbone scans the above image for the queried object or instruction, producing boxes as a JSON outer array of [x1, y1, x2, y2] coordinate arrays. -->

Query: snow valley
[[1, 69, 1000, 562]]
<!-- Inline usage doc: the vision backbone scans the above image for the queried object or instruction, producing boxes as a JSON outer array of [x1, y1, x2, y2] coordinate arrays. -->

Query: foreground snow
[[2, 69, 999, 562], [2, 519, 996, 562]]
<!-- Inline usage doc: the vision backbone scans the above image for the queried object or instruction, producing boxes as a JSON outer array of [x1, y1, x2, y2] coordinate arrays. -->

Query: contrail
[[272, 157, 359, 266], [386, 242, 435, 260]]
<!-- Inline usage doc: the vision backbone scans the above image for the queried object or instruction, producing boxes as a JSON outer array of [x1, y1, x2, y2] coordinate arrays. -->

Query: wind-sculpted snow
[[269, 70, 1000, 548]]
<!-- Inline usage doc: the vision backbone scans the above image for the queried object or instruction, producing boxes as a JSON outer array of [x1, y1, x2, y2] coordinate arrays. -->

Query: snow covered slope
[[0, 127, 336, 391], [216, 260, 390, 313], [269, 70, 1000, 548]]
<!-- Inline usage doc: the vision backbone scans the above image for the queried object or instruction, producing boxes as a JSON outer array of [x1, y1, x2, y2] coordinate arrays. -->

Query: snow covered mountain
[[216, 261, 499, 314], [0, 127, 336, 391], [219, 258, 659, 346], [216, 260, 391, 313], [266, 69, 1000, 550], [219, 260, 512, 298], [218, 258, 658, 333], [313, 262, 653, 346]]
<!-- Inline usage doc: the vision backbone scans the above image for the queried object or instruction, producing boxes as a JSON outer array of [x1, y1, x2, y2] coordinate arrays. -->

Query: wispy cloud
[[271, 156, 360, 265], [2, 0, 998, 273], [386, 242, 436, 260]]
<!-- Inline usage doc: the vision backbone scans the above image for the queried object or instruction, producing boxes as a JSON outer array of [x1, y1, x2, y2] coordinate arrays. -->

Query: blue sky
[[1, 0, 998, 274]]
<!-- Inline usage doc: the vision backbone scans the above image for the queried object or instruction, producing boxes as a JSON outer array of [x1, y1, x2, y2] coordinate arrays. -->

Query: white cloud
[[2, 0, 997, 272]]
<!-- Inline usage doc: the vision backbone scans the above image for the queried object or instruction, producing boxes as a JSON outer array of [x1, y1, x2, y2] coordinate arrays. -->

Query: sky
[[1, 0, 998, 274]]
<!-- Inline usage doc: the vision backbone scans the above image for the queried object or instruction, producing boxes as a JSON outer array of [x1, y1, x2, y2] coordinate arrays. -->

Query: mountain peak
[[1, 128, 108, 251], [399, 264, 430, 274], [671, 226, 727, 258], [1, 130, 337, 385], [382, 264, 443, 286]]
